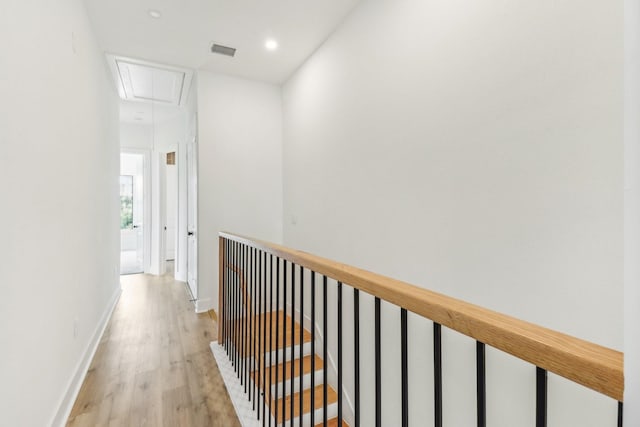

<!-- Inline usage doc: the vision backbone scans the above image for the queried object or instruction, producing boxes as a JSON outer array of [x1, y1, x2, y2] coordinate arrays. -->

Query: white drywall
[[197, 70, 283, 313], [120, 122, 153, 149], [0, 0, 120, 425], [283, 0, 623, 426], [625, 0, 640, 423]]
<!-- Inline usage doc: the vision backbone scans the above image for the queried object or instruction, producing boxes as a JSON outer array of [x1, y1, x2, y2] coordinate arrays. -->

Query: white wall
[[283, 0, 623, 426], [120, 111, 185, 153], [624, 0, 640, 423], [0, 0, 120, 425], [120, 122, 153, 149], [197, 70, 283, 312]]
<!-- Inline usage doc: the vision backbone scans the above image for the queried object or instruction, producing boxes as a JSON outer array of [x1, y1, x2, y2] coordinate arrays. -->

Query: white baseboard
[[195, 297, 213, 313], [50, 285, 122, 427]]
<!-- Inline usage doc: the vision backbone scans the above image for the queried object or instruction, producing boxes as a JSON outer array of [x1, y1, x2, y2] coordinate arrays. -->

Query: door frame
[[121, 148, 152, 274], [186, 136, 198, 300]]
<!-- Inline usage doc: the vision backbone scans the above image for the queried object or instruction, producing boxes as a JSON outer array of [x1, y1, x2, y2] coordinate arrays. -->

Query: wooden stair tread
[[315, 419, 349, 427], [271, 384, 338, 423], [252, 354, 323, 386], [230, 310, 312, 356], [259, 311, 312, 351]]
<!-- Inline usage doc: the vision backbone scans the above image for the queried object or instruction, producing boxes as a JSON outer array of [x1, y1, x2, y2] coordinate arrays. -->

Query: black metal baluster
[[224, 239, 228, 354], [618, 402, 623, 427], [282, 260, 288, 427], [229, 241, 233, 360], [225, 239, 230, 353], [248, 246, 252, 397], [354, 288, 360, 427], [257, 249, 262, 420], [243, 244, 247, 390], [248, 245, 252, 395], [375, 297, 381, 427], [251, 247, 256, 406], [310, 272, 316, 427], [536, 367, 547, 427], [323, 275, 328, 427], [258, 250, 264, 423], [246, 244, 250, 391], [229, 239, 233, 355], [220, 238, 225, 350], [290, 263, 295, 427], [299, 265, 304, 427], [401, 308, 408, 427], [338, 281, 343, 426], [238, 242, 242, 376], [255, 248, 260, 410], [262, 253, 267, 423], [245, 244, 250, 393], [433, 323, 442, 427], [268, 254, 274, 427], [233, 241, 238, 372], [240, 244, 245, 382], [275, 256, 280, 427], [476, 342, 486, 427], [253, 249, 258, 408], [235, 242, 240, 375]]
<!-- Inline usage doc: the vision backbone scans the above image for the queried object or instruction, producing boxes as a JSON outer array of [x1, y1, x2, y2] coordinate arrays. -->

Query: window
[[120, 175, 134, 229]]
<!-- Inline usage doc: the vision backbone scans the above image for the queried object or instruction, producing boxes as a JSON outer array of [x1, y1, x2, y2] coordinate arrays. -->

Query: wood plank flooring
[[66, 273, 240, 427]]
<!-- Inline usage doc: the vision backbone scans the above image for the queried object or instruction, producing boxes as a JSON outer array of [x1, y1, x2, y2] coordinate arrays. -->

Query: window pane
[[120, 175, 133, 229]]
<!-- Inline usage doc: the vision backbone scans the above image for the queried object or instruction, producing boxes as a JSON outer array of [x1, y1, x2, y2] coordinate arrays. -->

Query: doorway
[[120, 152, 145, 274], [164, 152, 178, 276]]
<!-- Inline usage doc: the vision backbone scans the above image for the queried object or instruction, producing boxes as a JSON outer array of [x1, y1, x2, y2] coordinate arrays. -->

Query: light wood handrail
[[219, 231, 623, 401]]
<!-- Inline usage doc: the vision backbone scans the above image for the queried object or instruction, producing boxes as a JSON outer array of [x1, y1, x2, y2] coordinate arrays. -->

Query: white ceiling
[[84, 0, 361, 84]]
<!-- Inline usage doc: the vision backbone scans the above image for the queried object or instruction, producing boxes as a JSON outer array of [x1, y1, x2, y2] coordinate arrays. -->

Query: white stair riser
[[230, 342, 312, 372], [261, 342, 312, 367], [266, 401, 338, 427], [269, 370, 324, 398]]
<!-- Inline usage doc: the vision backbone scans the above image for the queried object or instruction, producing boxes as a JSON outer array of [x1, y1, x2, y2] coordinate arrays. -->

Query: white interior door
[[186, 140, 198, 299], [165, 160, 177, 261]]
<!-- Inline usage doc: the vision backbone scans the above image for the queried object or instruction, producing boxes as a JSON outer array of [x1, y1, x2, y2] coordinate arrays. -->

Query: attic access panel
[[107, 55, 194, 107]]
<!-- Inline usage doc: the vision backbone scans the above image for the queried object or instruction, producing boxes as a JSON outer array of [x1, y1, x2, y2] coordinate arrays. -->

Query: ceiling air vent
[[211, 43, 236, 57]]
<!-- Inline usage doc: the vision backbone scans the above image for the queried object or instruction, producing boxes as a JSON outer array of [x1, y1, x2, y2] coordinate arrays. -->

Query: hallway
[[66, 273, 240, 427]]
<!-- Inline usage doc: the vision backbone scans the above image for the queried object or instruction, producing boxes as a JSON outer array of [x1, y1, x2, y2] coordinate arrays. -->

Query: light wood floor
[[66, 273, 240, 427]]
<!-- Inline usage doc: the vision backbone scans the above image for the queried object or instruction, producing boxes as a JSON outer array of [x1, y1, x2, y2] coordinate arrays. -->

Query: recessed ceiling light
[[148, 9, 162, 19], [265, 39, 278, 51]]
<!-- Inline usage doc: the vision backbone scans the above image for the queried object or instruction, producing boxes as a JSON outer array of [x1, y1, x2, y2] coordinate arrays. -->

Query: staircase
[[219, 233, 625, 427], [247, 310, 347, 427]]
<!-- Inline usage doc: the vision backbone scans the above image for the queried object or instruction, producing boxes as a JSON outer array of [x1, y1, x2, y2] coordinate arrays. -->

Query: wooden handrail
[[219, 231, 623, 401]]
